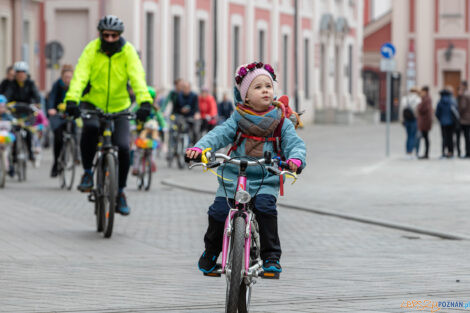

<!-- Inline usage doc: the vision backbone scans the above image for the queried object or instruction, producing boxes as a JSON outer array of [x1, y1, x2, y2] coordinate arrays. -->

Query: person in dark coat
[[217, 92, 234, 124], [4, 61, 42, 163], [4, 62, 41, 104], [457, 81, 470, 158], [46, 64, 75, 177], [0, 66, 15, 94], [436, 87, 458, 158], [416, 86, 433, 159]]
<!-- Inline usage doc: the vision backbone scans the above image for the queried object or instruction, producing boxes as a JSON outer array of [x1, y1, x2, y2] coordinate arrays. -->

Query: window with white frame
[[173, 16, 181, 81], [233, 25, 240, 81], [197, 20, 206, 89], [304, 38, 310, 99], [146, 12, 154, 85], [259, 30, 265, 62], [283, 34, 289, 94]]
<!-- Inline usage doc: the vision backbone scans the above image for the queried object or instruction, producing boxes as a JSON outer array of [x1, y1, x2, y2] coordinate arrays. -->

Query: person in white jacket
[[400, 87, 421, 158]]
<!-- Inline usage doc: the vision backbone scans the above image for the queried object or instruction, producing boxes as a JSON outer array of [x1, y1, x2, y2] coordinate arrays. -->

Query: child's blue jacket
[[194, 106, 306, 199]]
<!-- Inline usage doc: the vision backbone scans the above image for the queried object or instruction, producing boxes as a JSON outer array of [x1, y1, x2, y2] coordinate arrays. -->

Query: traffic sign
[[45, 41, 64, 61], [380, 42, 396, 59], [380, 58, 396, 72]]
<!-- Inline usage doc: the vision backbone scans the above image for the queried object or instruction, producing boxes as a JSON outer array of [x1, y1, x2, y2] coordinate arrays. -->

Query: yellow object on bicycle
[[200, 147, 232, 182], [57, 103, 66, 112]]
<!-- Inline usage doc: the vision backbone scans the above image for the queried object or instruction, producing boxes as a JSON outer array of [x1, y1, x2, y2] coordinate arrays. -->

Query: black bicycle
[[9, 103, 36, 182], [57, 115, 77, 190], [83, 109, 133, 238], [167, 114, 191, 169]]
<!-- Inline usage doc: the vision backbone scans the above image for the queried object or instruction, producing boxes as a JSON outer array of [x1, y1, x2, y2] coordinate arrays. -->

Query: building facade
[[1, 0, 366, 124], [364, 0, 470, 111], [0, 0, 41, 83]]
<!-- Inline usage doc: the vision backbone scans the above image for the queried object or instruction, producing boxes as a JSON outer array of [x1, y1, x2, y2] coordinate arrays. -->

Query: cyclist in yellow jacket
[[64, 15, 153, 215]]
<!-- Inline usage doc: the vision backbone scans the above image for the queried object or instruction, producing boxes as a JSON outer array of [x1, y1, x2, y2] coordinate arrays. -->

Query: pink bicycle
[[187, 150, 298, 313]]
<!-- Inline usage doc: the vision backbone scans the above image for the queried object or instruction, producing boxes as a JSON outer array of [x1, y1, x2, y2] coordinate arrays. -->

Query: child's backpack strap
[[227, 128, 244, 155]]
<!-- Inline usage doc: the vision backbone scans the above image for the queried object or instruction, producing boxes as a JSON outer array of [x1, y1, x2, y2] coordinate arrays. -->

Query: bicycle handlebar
[[185, 151, 300, 178], [81, 109, 135, 120]]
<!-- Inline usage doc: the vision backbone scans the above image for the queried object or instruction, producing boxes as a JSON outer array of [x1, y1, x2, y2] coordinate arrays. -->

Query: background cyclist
[[63, 15, 152, 215]]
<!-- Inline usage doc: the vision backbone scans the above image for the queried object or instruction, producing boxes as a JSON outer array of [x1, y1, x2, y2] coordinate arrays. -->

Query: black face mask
[[100, 37, 122, 55]]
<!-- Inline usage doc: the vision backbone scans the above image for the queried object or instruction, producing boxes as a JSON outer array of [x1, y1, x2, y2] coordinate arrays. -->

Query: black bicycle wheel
[[63, 140, 76, 190], [176, 133, 188, 169], [16, 135, 26, 182], [0, 151, 5, 188], [143, 153, 152, 191], [226, 216, 246, 313], [95, 189, 104, 232], [167, 131, 177, 168], [238, 283, 249, 313], [101, 153, 117, 238]]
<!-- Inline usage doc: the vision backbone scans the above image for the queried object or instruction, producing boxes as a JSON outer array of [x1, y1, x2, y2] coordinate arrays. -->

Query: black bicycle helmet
[[97, 15, 124, 33]]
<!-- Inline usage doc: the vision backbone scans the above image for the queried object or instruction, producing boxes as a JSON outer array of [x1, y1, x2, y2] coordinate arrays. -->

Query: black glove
[[65, 101, 81, 118], [136, 102, 152, 122]]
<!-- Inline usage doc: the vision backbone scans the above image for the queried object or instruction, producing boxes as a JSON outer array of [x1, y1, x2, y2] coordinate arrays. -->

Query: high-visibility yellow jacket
[[64, 38, 152, 113]]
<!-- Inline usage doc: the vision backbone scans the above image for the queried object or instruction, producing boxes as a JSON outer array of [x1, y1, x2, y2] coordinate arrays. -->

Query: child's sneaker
[[262, 259, 282, 273], [198, 251, 218, 273]]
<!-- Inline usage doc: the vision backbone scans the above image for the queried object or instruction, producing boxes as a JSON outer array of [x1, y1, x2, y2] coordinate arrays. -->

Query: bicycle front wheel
[[16, 135, 26, 182], [176, 133, 189, 169], [225, 215, 246, 313], [60, 139, 76, 190], [101, 153, 117, 238]]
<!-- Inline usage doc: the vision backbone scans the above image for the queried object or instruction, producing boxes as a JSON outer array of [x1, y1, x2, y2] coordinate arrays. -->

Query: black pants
[[204, 195, 281, 261], [455, 125, 462, 156], [419, 131, 430, 157], [441, 125, 455, 155], [462, 124, 470, 157], [80, 113, 130, 189], [50, 116, 76, 165]]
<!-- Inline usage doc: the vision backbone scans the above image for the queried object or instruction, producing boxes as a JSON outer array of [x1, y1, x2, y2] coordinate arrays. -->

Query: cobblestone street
[[2, 124, 470, 312]]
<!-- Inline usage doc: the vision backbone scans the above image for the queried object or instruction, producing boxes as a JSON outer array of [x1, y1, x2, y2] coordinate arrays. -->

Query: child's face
[[245, 75, 273, 112], [0, 105, 5, 114]]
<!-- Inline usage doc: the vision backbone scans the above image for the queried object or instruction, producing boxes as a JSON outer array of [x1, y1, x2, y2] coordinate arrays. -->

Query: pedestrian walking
[[436, 87, 459, 158], [457, 81, 470, 158], [400, 87, 421, 158], [416, 86, 433, 159]]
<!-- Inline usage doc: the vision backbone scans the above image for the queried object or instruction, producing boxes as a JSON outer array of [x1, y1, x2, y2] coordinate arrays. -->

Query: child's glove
[[287, 158, 301, 173], [136, 102, 152, 122], [185, 147, 202, 161]]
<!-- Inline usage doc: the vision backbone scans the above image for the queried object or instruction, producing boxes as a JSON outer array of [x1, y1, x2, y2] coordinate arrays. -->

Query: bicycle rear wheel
[[101, 153, 117, 238], [225, 215, 246, 313], [143, 152, 152, 191], [0, 151, 5, 188]]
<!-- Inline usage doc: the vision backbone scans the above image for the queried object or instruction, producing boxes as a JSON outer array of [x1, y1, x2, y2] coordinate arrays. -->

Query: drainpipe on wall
[[212, 0, 218, 101], [294, 0, 299, 112]]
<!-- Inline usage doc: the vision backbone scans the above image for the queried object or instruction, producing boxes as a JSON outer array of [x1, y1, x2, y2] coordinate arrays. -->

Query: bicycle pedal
[[88, 192, 96, 202], [203, 264, 222, 277], [260, 271, 280, 279]]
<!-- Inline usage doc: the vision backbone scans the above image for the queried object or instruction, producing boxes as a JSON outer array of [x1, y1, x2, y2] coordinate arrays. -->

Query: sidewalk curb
[[161, 179, 470, 241]]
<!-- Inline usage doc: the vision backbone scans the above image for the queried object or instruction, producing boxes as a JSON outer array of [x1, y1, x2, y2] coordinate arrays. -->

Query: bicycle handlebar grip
[[184, 154, 202, 163]]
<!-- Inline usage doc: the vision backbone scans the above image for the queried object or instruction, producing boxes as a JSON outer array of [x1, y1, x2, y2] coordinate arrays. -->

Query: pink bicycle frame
[[221, 175, 252, 274]]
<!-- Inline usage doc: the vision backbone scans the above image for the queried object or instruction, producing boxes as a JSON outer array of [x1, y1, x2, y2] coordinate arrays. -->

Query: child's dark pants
[[204, 194, 281, 261]]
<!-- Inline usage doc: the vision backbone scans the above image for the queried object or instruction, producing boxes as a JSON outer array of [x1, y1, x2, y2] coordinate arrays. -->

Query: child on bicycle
[[0, 95, 15, 176], [186, 62, 306, 275], [132, 119, 159, 174]]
